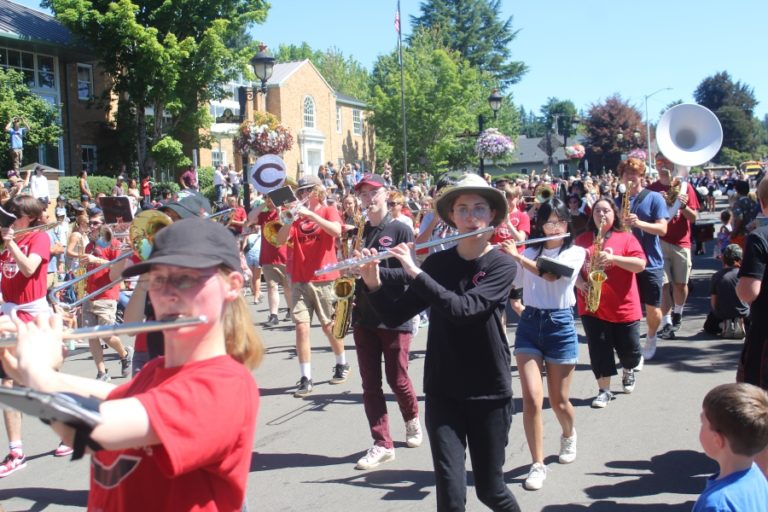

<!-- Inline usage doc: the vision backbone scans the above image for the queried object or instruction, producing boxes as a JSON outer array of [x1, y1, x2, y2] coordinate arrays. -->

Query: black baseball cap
[[122, 218, 241, 278], [160, 191, 212, 219]]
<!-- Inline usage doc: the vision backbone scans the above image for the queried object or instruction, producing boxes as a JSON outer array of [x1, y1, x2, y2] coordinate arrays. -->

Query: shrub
[[197, 166, 214, 190], [58, 176, 119, 200]]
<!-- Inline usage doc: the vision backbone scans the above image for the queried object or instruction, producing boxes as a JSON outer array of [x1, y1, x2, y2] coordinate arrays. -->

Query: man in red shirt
[[253, 196, 291, 327], [225, 195, 247, 235], [276, 175, 347, 397], [83, 212, 133, 381], [647, 167, 700, 338]]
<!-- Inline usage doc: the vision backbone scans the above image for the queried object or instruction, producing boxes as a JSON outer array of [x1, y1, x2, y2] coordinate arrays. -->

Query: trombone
[[0, 316, 208, 348], [49, 210, 172, 309]]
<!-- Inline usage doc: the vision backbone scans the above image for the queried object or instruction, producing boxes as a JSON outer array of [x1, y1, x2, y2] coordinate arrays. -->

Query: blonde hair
[[219, 268, 263, 369]]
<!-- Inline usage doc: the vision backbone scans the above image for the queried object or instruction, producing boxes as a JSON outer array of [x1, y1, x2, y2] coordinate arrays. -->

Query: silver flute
[[315, 228, 570, 276], [0, 316, 208, 348]]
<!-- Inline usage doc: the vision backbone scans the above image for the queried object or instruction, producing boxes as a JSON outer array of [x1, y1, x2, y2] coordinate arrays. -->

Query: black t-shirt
[[369, 247, 516, 400], [711, 267, 749, 319], [353, 215, 413, 330], [738, 226, 768, 325]]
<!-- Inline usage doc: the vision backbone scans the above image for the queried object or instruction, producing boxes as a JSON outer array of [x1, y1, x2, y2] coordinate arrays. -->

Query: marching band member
[[501, 198, 585, 491], [253, 195, 291, 327], [1, 218, 263, 510], [350, 174, 422, 471], [492, 183, 530, 317], [617, 158, 669, 360], [0, 195, 53, 476], [574, 198, 646, 408], [276, 175, 349, 398], [361, 174, 521, 511]]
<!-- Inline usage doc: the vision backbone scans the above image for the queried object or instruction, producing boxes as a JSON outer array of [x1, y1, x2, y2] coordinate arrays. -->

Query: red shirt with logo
[[575, 230, 646, 323], [0, 231, 50, 322], [256, 209, 288, 265], [85, 239, 121, 301], [288, 204, 341, 282], [88, 355, 258, 512], [646, 180, 700, 248], [491, 210, 531, 253]]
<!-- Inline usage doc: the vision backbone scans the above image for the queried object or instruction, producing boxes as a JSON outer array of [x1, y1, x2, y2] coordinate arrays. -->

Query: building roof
[[335, 91, 366, 108], [512, 134, 586, 165], [266, 60, 367, 108], [0, 0, 73, 47]]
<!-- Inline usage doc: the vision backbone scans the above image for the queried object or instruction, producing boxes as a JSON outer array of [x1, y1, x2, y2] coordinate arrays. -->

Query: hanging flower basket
[[627, 148, 647, 161], [475, 128, 515, 161], [233, 111, 294, 156], [564, 144, 585, 160]]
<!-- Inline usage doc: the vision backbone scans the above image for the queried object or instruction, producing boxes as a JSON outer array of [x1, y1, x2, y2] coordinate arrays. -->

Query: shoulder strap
[[631, 188, 652, 215]]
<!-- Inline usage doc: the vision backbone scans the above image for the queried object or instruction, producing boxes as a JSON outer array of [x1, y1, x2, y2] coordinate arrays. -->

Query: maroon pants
[[353, 325, 419, 449]]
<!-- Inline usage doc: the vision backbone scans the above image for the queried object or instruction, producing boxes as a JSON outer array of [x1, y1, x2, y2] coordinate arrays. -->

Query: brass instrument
[[332, 213, 366, 339], [7, 222, 60, 237], [534, 183, 553, 203], [263, 219, 282, 247], [0, 316, 208, 348], [665, 176, 682, 207], [49, 210, 173, 309], [585, 218, 607, 313], [620, 182, 634, 232], [278, 197, 309, 225]]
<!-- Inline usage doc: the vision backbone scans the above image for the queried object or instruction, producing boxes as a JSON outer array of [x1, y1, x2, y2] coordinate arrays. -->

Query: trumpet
[[49, 209, 173, 309], [279, 197, 310, 225], [0, 316, 208, 348]]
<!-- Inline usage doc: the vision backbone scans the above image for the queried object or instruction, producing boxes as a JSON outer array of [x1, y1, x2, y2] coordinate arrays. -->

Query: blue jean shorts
[[514, 307, 578, 364]]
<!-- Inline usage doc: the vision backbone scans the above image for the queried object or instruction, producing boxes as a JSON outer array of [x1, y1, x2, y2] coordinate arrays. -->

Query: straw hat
[[435, 173, 507, 228]]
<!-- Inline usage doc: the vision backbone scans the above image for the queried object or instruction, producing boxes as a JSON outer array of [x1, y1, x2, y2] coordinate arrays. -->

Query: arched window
[[303, 96, 315, 128]]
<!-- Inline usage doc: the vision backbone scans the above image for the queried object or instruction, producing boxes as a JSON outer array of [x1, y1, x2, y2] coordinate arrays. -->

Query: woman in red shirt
[[574, 198, 647, 408]]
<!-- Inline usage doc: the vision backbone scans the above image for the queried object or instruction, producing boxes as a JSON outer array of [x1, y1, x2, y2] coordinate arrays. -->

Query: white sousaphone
[[655, 103, 723, 217]]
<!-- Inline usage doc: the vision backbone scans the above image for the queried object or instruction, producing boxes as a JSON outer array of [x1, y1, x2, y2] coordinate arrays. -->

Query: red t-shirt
[[0, 231, 50, 322], [491, 210, 531, 253], [229, 207, 247, 234], [141, 178, 151, 197], [646, 181, 700, 248], [256, 209, 287, 265], [575, 230, 646, 323], [89, 355, 258, 512], [85, 239, 122, 301], [288, 204, 341, 282]]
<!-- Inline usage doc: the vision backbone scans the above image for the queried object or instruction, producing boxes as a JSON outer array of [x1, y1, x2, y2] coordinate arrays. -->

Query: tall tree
[[45, 0, 269, 174], [369, 28, 519, 177], [583, 95, 645, 173], [410, 0, 527, 88], [0, 68, 62, 171], [540, 98, 578, 138]]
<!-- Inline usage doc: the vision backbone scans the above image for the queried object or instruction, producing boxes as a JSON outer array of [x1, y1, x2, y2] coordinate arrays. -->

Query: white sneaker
[[355, 445, 395, 470], [591, 389, 614, 408], [634, 356, 644, 372], [642, 336, 657, 360], [558, 429, 577, 464], [405, 417, 423, 448], [524, 462, 547, 490]]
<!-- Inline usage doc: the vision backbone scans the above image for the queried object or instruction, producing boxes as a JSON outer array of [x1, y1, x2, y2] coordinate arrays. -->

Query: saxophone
[[620, 181, 634, 232], [585, 217, 608, 313], [332, 213, 365, 339]]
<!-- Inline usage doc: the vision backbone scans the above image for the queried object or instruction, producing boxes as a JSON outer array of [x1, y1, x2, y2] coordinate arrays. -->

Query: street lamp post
[[477, 89, 504, 176], [644, 87, 672, 172], [237, 44, 275, 212]]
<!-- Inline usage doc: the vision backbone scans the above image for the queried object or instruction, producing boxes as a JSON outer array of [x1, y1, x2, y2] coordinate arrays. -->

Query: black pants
[[581, 316, 641, 379], [425, 395, 520, 512]]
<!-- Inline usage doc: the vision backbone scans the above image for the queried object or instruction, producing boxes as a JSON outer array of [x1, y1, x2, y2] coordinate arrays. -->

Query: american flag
[[395, 3, 400, 34]]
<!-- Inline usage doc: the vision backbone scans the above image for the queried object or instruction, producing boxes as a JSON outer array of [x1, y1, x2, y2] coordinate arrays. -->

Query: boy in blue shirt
[[693, 383, 768, 511]]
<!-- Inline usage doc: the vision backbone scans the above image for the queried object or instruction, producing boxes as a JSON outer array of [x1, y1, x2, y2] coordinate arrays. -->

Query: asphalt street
[[0, 208, 740, 511]]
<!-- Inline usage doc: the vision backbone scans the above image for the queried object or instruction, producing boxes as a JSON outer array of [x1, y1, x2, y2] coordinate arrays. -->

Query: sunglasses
[[387, 201, 402, 207], [141, 272, 216, 292]]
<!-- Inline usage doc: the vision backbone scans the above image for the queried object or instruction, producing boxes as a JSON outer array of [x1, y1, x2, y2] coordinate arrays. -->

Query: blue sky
[[15, 0, 768, 122]]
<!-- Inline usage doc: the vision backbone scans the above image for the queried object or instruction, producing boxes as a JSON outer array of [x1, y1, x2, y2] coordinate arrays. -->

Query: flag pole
[[396, 0, 408, 184]]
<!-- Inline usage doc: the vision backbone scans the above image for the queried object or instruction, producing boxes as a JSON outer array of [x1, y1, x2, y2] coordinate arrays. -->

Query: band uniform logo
[[378, 235, 394, 248], [0, 243, 29, 279], [92, 454, 142, 489], [471, 271, 486, 287]]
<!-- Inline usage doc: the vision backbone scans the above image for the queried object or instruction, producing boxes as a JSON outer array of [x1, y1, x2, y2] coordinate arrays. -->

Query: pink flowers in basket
[[234, 111, 294, 156], [564, 144, 585, 160], [475, 129, 515, 161], [627, 148, 647, 161]]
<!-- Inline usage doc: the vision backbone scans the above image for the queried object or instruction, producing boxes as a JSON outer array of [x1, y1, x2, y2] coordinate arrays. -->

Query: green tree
[[694, 71, 757, 116], [410, 0, 527, 88], [0, 68, 62, 171], [369, 28, 519, 178], [583, 95, 645, 172], [45, 0, 270, 175]]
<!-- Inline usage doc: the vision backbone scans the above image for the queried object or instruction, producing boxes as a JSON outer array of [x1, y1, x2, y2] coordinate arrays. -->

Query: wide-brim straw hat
[[435, 173, 508, 228]]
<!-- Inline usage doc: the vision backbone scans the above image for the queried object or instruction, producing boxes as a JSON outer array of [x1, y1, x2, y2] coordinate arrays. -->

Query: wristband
[[72, 425, 104, 460]]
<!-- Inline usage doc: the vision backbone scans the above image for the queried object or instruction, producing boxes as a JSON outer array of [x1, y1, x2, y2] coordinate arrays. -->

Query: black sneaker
[[283, 311, 292, 322], [622, 368, 636, 394], [671, 313, 682, 332], [293, 377, 313, 398], [96, 370, 111, 382], [120, 346, 134, 377], [330, 363, 350, 384], [658, 324, 676, 340], [263, 314, 279, 327]]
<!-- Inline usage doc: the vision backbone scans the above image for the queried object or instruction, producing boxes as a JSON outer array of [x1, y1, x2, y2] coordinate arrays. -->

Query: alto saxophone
[[332, 213, 365, 339], [620, 182, 634, 232], [585, 218, 608, 313]]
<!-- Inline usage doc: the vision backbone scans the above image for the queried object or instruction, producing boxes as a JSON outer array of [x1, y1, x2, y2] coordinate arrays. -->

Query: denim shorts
[[514, 307, 578, 364]]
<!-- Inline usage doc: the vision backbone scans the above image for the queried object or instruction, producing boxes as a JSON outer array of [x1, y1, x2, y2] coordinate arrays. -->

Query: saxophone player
[[617, 158, 669, 360], [349, 173, 422, 470], [575, 198, 646, 408]]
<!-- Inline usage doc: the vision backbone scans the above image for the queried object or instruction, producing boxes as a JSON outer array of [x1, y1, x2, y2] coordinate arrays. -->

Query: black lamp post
[[237, 44, 275, 212], [616, 129, 642, 161], [478, 89, 504, 176]]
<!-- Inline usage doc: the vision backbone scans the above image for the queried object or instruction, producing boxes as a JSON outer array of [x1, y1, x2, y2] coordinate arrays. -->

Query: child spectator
[[706, 244, 750, 338], [693, 383, 768, 511], [714, 210, 732, 260]]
